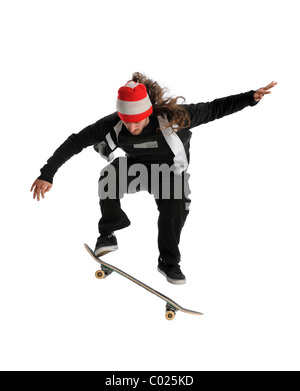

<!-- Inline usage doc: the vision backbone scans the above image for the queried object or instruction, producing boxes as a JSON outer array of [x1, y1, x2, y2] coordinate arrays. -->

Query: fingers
[[40, 184, 52, 199], [264, 81, 278, 91], [30, 180, 39, 200], [35, 185, 44, 201], [261, 90, 271, 95], [30, 180, 37, 192], [255, 81, 277, 101], [30, 179, 52, 201], [34, 185, 41, 201], [32, 185, 38, 200]]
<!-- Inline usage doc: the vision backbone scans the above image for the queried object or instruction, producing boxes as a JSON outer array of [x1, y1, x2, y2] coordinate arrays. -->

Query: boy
[[31, 73, 277, 284]]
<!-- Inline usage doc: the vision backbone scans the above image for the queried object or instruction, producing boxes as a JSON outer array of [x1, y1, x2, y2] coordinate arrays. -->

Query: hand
[[30, 179, 52, 201], [254, 81, 277, 102]]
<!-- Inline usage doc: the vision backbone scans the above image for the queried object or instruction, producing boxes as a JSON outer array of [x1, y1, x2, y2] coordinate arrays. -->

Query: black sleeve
[[182, 90, 259, 129], [38, 117, 110, 184]]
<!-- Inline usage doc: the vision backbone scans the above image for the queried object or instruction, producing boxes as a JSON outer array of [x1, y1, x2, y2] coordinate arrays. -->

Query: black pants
[[98, 157, 191, 265]]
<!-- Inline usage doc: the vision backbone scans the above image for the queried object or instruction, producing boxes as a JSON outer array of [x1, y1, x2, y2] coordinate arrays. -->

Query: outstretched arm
[[30, 113, 118, 202], [183, 81, 277, 129]]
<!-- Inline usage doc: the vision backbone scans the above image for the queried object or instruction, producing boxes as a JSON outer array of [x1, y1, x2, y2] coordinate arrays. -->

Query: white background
[[1, 0, 299, 371]]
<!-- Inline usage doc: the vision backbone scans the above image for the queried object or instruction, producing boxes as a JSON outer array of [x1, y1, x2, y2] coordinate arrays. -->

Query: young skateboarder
[[31, 73, 277, 284]]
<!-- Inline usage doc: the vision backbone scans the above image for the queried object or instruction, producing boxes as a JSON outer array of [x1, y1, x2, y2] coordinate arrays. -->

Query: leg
[[154, 170, 191, 266], [98, 157, 131, 235], [98, 157, 149, 234], [155, 197, 190, 265]]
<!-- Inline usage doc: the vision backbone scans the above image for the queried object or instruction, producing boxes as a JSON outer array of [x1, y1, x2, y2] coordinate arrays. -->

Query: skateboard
[[84, 243, 203, 320]]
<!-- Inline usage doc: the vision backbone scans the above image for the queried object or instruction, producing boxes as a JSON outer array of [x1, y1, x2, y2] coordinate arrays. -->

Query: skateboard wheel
[[95, 270, 106, 279], [165, 310, 176, 321]]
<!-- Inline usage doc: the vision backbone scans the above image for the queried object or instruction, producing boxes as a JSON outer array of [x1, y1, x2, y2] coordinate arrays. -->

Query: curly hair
[[129, 72, 191, 132]]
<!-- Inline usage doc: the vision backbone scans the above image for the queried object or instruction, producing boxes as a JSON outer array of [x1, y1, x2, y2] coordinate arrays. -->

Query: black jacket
[[38, 90, 258, 183]]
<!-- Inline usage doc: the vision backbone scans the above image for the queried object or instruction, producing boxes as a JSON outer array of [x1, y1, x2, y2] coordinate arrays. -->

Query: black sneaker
[[94, 233, 118, 257], [158, 257, 186, 285]]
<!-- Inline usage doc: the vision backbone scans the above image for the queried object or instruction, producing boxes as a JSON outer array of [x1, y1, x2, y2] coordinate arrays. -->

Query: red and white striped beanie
[[116, 81, 153, 122]]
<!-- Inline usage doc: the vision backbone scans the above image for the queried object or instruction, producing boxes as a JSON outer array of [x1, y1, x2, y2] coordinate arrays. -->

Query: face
[[122, 117, 150, 136]]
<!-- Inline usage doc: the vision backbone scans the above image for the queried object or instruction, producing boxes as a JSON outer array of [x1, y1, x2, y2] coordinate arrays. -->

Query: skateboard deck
[[84, 243, 203, 320]]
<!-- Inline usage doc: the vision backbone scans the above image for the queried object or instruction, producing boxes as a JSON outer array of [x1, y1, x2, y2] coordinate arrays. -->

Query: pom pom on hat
[[116, 81, 153, 122]]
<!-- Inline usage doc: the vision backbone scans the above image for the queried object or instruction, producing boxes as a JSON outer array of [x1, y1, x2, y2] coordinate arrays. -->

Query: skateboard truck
[[165, 303, 178, 321], [95, 266, 113, 279]]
